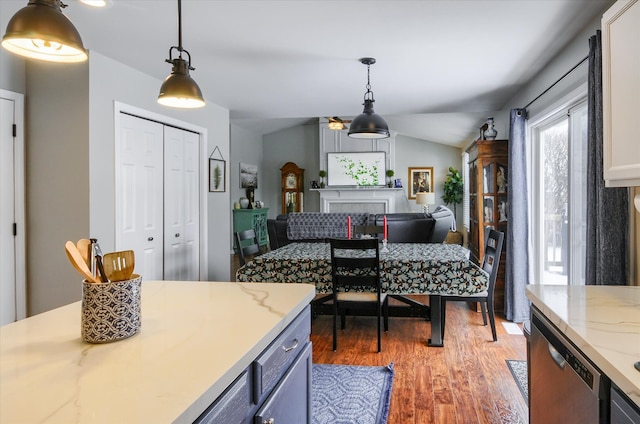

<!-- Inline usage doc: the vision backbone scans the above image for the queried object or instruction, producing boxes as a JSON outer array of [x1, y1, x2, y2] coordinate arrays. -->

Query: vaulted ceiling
[[1, 0, 612, 146]]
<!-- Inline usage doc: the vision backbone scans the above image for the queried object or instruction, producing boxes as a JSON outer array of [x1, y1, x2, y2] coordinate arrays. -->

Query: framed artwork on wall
[[240, 162, 258, 188], [408, 167, 434, 199], [209, 158, 226, 192]]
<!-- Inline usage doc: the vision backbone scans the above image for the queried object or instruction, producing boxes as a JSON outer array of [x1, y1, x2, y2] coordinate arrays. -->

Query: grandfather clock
[[280, 162, 304, 214]]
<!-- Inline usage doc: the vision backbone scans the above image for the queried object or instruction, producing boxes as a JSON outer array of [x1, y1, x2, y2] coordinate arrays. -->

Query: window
[[530, 99, 587, 285]]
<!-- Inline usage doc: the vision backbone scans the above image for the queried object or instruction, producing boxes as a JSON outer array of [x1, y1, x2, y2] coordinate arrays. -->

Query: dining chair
[[234, 229, 261, 267], [329, 238, 389, 352], [442, 229, 504, 341], [352, 225, 385, 239]]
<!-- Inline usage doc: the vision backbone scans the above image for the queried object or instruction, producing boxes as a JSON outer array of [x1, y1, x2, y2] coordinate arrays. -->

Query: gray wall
[[395, 134, 464, 225], [263, 123, 320, 218], [3, 49, 231, 315]]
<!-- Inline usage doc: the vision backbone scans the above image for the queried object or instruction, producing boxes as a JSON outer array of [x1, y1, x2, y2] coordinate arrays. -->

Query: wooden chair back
[[235, 229, 261, 266]]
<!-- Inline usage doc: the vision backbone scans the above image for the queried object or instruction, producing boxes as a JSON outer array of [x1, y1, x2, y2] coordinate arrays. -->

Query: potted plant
[[318, 170, 327, 188], [442, 166, 463, 227], [385, 169, 395, 188]]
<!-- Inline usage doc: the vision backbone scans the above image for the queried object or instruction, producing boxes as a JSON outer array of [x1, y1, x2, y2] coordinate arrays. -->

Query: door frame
[[114, 101, 209, 280], [0, 89, 26, 321]]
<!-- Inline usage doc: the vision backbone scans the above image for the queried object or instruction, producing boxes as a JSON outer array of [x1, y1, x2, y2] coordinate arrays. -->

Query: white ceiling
[[2, 0, 611, 146]]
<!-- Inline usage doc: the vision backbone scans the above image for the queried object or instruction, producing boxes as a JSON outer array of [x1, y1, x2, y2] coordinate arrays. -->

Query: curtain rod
[[522, 55, 589, 110]]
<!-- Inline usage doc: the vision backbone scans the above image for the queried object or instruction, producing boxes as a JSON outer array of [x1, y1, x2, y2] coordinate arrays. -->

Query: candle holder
[[381, 238, 389, 253]]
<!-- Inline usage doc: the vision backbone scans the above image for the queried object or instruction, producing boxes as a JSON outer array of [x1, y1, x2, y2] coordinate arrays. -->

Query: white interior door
[[116, 113, 164, 280], [164, 126, 200, 281], [0, 91, 25, 324]]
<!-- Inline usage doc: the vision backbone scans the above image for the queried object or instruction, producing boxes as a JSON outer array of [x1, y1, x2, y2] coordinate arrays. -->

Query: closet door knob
[[175, 233, 180, 238], [147, 237, 154, 241]]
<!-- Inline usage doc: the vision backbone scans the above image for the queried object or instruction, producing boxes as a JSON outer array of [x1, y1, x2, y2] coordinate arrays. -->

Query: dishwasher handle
[[548, 342, 566, 369]]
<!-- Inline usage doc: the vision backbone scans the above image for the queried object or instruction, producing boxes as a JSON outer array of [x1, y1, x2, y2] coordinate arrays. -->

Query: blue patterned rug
[[312, 363, 394, 424]]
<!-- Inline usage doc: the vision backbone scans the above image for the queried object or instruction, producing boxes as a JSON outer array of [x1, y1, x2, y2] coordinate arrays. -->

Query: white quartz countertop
[[526, 285, 640, 407], [0, 281, 316, 424]]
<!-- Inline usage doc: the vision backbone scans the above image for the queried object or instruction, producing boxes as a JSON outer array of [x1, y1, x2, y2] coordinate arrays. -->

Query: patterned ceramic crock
[[81, 274, 142, 343]]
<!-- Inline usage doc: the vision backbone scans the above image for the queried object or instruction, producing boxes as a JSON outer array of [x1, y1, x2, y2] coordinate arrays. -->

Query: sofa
[[267, 209, 454, 250]]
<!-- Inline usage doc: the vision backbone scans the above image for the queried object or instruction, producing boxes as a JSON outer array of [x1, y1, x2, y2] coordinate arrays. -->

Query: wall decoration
[[240, 162, 258, 188], [208, 146, 226, 192], [326, 151, 386, 186], [408, 167, 434, 199]]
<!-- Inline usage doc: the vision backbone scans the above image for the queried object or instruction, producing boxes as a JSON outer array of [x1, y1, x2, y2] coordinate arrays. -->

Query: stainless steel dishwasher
[[530, 307, 610, 424]]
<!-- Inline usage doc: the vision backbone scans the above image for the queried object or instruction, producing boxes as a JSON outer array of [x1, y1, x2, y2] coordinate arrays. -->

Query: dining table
[[236, 241, 488, 346]]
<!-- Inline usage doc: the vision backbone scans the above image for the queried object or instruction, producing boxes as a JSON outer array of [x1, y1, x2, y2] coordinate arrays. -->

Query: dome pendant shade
[[157, 57, 205, 108], [1, 0, 88, 63], [348, 99, 390, 139], [348, 57, 390, 139]]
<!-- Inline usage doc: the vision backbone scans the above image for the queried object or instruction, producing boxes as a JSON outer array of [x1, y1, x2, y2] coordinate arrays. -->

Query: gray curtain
[[505, 108, 530, 322], [586, 31, 629, 286]]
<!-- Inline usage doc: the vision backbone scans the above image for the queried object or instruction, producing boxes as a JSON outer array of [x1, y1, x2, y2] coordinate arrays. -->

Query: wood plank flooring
[[310, 296, 528, 424], [231, 254, 528, 423]]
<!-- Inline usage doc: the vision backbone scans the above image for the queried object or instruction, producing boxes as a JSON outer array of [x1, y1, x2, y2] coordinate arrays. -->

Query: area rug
[[506, 359, 528, 402], [312, 362, 394, 424]]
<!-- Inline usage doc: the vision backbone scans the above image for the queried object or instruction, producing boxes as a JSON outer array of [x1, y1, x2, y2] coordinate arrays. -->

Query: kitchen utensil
[[103, 250, 135, 282], [92, 241, 109, 283], [65, 241, 99, 284], [76, 238, 91, 267]]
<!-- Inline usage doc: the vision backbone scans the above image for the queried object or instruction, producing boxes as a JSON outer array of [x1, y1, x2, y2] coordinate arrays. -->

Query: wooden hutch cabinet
[[467, 139, 508, 312], [280, 162, 305, 214]]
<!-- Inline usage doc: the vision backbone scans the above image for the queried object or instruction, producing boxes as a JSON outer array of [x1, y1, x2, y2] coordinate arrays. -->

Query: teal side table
[[233, 208, 269, 252]]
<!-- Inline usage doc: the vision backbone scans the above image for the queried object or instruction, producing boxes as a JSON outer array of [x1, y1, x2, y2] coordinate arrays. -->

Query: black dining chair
[[235, 229, 261, 267], [442, 229, 504, 341], [329, 238, 389, 352], [352, 225, 385, 239]]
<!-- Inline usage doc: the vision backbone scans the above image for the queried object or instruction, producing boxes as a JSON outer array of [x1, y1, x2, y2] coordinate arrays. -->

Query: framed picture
[[240, 162, 258, 188], [408, 167, 434, 199], [326, 151, 386, 186], [209, 159, 225, 192]]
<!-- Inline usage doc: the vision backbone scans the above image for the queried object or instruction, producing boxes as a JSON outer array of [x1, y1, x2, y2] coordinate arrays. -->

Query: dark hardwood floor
[[231, 254, 528, 424]]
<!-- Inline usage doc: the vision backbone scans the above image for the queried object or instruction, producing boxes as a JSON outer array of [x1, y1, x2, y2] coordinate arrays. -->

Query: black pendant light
[[1, 0, 87, 63], [348, 58, 390, 139], [157, 0, 205, 109]]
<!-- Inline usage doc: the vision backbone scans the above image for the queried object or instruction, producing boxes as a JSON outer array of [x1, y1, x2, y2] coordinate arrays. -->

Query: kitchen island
[[526, 285, 640, 412], [1, 281, 316, 423]]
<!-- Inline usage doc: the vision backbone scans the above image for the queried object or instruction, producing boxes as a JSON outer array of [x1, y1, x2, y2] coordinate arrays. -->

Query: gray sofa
[[267, 209, 454, 250]]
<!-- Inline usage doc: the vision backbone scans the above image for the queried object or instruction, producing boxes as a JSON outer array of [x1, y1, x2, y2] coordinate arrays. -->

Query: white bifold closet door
[[116, 113, 199, 281]]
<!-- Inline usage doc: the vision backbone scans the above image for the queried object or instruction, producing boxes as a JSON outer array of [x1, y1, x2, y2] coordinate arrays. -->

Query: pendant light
[[1, 0, 87, 63], [348, 58, 390, 139], [157, 0, 205, 109]]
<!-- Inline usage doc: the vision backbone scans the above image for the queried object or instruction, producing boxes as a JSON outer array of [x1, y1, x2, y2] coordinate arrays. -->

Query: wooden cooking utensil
[[103, 250, 135, 282], [76, 238, 92, 267], [65, 241, 99, 284]]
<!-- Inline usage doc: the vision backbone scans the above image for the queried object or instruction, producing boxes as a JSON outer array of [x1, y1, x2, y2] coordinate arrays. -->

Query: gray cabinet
[[194, 306, 311, 424], [611, 385, 640, 424], [254, 342, 312, 424]]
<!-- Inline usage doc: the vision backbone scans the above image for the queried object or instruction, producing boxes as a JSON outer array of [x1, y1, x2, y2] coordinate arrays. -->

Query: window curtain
[[505, 108, 530, 323], [586, 31, 629, 286]]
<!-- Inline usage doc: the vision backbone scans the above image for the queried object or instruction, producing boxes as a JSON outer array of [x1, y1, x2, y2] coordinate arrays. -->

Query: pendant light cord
[[177, 0, 183, 54]]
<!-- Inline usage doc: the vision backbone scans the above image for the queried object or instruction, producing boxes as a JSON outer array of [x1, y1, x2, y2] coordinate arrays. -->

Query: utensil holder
[[81, 274, 142, 343]]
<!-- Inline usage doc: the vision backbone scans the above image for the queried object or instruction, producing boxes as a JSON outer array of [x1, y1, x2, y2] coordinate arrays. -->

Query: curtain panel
[[505, 108, 530, 323], [585, 30, 629, 286]]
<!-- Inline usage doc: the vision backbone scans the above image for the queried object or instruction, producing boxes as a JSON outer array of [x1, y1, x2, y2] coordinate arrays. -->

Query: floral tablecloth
[[236, 242, 488, 296]]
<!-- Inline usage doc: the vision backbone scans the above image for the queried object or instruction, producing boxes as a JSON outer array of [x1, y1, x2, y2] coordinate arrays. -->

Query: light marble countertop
[[0, 281, 316, 423], [526, 285, 640, 407]]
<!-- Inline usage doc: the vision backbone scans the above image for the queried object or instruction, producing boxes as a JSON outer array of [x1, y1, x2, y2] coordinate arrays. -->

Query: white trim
[[0, 89, 26, 320], [113, 101, 209, 280]]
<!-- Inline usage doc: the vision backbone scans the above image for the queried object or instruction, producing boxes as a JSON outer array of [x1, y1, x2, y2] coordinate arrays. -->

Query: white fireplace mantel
[[312, 188, 404, 214]]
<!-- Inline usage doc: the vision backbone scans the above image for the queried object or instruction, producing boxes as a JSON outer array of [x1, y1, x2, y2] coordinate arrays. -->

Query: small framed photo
[[209, 159, 226, 192], [240, 162, 258, 188], [408, 167, 434, 199]]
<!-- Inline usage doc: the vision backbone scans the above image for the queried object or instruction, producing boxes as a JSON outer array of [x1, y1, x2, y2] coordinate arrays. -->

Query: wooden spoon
[[65, 241, 99, 283], [76, 238, 92, 267], [103, 250, 135, 282]]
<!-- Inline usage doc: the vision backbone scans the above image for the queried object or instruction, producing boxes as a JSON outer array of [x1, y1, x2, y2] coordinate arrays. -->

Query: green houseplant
[[385, 169, 395, 187], [442, 166, 463, 225], [318, 170, 327, 188]]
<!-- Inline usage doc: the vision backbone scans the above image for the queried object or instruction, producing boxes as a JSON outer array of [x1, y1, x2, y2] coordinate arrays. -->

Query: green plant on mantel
[[318, 170, 327, 188], [442, 166, 463, 223], [385, 169, 395, 187]]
